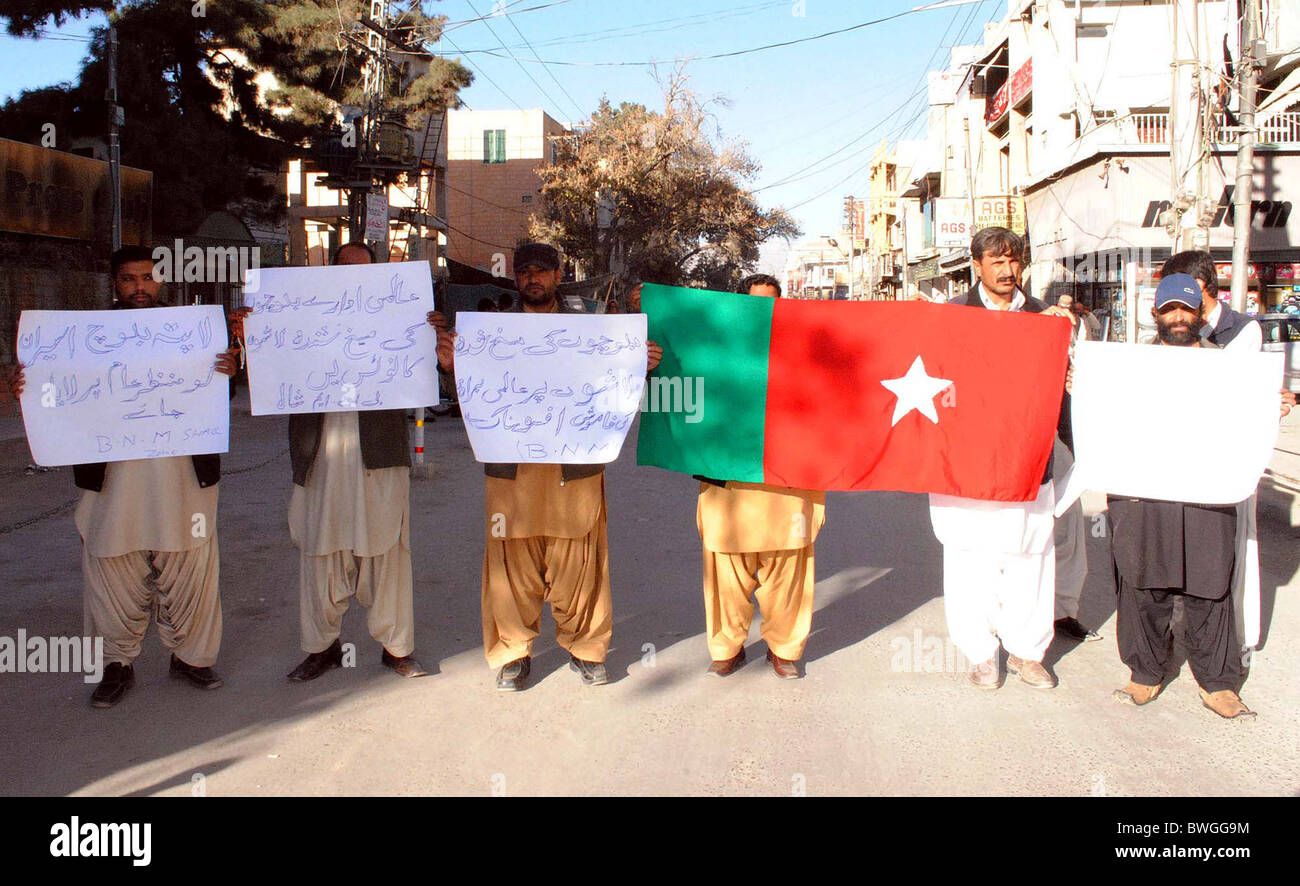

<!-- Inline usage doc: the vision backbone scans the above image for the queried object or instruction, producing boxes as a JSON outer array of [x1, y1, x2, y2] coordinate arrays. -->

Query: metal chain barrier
[[0, 448, 288, 535]]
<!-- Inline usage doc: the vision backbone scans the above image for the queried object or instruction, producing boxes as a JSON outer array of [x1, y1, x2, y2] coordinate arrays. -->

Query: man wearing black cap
[[435, 242, 661, 691], [1107, 273, 1294, 719]]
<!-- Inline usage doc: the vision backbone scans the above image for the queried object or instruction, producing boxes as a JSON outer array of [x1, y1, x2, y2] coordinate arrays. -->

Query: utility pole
[[900, 205, 910, 301], [1166, 0, 1197, 252], [349, 0, 390, 248], [963, 116, 978, 288], [107, 22, 122, 251], [843, 196, 857, 301], [1229, 0, 1261, 313]]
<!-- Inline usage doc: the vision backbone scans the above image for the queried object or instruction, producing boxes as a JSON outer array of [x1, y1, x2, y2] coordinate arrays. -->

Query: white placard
[[1058, 340, 1283, 514], [16, 306, 230, 466], [365, 193, 388, 242], [454, 312, 648, 464], [242, 261, 439, 415]]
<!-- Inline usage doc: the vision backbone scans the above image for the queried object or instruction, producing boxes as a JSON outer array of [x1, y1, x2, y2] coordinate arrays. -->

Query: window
[[483, 129, 506, 164]]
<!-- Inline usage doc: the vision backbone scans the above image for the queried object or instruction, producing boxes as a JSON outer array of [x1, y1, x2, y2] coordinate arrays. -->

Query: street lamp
[[822, 236, 853, 300]]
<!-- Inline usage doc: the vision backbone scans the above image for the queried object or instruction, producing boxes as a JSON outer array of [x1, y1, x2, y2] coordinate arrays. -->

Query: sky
[[0, 0, 1004, 274]]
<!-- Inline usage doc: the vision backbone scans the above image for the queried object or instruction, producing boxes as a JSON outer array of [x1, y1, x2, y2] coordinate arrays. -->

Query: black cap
[[513, 242, 561, 272]]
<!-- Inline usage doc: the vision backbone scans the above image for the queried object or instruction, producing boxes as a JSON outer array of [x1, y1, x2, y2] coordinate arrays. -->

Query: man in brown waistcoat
[[434, 243, 661, 691]]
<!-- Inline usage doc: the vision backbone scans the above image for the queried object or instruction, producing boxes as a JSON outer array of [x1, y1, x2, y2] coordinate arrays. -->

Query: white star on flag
[[880, 356, 953, 426]]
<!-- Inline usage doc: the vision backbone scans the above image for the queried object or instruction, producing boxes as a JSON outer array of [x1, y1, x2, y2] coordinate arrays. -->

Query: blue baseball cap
[[1154, 273, 1203, 310]]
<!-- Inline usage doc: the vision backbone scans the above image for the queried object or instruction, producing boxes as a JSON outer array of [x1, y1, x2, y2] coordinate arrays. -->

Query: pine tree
[[1, 1, 471, 236]]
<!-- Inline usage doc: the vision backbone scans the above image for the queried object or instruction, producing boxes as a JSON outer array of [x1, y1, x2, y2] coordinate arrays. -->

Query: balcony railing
[[1128, 113, 1169, 144], [1250, 112, 1300, 144], [1106, 111, 1300, 146]]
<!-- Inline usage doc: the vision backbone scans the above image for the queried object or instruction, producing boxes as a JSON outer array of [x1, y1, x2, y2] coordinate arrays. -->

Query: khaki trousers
[[81, 531, 223, 668], [297, 542, 414, 656], [703, 545, 816, 662], [481, 503, 612, 668]]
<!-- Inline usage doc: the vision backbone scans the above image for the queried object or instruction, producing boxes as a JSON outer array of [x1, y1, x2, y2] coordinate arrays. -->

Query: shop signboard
[[0, 137, 151, 244]]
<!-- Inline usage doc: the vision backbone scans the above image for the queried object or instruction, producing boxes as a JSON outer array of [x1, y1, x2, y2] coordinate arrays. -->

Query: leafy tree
[[0, 1, 471, 235], [530, 71, 799, 289]]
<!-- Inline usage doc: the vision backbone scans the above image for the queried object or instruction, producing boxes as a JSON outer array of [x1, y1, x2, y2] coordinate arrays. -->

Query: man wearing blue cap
[[1160, 251, 1262, 350], [1160, 252, 1267, 671], [1107, 273, 1293, 719]]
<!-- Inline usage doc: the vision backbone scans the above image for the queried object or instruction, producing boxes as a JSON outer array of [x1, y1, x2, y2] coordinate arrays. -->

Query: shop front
[[1026, 151, 1300, 341], [910, 251, 972, 302]]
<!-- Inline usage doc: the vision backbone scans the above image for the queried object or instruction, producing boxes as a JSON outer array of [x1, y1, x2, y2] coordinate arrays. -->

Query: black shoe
[[569, 656, 609, 686], [90, 662, 135, 708], [288, 638, 344, 682], [169, 655, 224, 690], [496, 656, 531, 691], [1054, 616, 1102, 642], [381, 648, 430, 678]]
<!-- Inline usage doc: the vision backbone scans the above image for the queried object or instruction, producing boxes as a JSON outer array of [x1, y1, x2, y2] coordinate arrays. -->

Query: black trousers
[[1116, 576, 1239, 693]]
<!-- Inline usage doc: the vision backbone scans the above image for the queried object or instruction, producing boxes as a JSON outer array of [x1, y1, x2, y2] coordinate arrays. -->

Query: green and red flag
[[636, 283, 1071, 502]]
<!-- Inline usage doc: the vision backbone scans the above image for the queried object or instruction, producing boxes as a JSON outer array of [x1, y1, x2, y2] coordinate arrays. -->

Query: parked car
[[1259, 313, 1300, 393]]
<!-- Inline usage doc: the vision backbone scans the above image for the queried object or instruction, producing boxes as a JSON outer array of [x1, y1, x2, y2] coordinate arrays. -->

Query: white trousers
[[942, 544, 1056, 664], [931, 481, 1057, 665], [1231, 494, 1261, 651]]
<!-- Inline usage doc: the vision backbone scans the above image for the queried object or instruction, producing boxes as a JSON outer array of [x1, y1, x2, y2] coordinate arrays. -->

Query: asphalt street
[[0, 393, 1297, 796]]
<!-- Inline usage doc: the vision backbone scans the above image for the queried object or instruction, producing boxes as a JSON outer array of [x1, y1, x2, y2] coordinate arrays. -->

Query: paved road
[[1, 395, 1297, 796]]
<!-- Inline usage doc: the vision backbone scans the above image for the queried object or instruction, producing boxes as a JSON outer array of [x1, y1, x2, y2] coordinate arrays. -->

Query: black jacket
[[1202, 304, 1256, 348], [289, 409, 411, 486], [74, 455, 221, 492], [950, 284, 1059, 482], [948, 284, 1048, 313]]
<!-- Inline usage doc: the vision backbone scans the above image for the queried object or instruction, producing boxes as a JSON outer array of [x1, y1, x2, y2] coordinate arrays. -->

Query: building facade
[[445, 109, 569, 278], [783, 236, 852, 299], [895, 0, 1300, 336]]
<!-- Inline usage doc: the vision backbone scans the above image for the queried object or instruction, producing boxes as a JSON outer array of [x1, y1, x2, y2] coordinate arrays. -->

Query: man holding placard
[[9, 246, 240, 708], [1105, 274, 1295, 719], [435, 243, 662, 691], [236, 242, 432, 682]]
